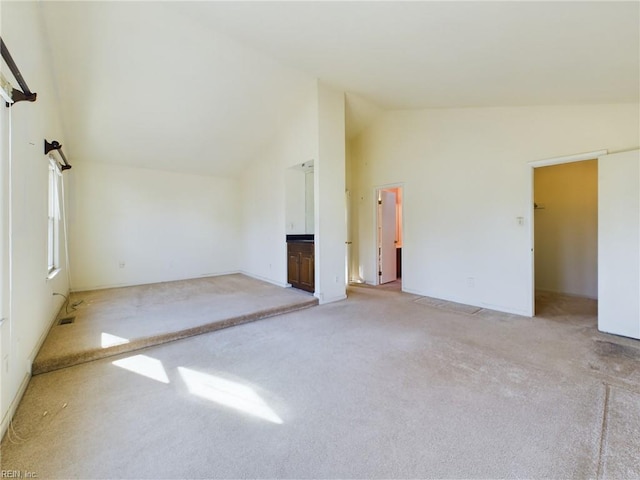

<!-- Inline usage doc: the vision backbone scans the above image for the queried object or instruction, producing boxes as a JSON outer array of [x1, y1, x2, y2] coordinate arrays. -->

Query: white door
[[598, 149, 640, 339], [378, 190, 397, 284]]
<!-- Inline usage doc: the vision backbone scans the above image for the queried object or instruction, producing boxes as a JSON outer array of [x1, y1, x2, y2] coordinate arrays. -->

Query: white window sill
[[47, 268, 61, 280]]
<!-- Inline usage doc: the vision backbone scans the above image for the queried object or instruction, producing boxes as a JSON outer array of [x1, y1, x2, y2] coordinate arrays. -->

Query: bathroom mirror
[[285, 161, 314, 234]]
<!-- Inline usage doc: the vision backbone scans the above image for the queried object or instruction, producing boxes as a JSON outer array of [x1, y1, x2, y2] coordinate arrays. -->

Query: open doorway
[[530, 149, 640, 338], [376, 185, 403, 287], [532, 159, 598, 318]]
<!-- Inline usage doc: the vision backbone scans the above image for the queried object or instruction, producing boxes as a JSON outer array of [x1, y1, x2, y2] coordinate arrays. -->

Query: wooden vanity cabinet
[[287, 242, 315, 293]]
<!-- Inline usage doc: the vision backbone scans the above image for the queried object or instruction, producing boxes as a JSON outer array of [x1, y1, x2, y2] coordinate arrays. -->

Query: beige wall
[[1, 1, 69, 436], [68, 162, 241, 291], [240, 86, 318, 287], [240, 81, 346, 303], [350, 103, 639, 315], [534, 160, 598, 298], [315, 82, 347, 303]]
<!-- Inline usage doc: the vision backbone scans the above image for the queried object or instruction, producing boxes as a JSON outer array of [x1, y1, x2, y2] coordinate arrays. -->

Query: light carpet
[[2, 286, 639, 479], [32, 274, 317, 374]]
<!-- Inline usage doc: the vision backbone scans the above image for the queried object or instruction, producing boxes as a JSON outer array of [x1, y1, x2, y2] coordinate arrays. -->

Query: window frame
[[47, 159, 61, 278]]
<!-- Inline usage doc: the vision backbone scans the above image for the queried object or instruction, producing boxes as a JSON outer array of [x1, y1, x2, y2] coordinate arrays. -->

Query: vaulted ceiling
[[36, 1, 640, 176]]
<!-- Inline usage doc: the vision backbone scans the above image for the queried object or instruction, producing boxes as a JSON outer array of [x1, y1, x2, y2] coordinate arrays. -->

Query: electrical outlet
[[467, 277, 475, 287], [119, 261, 126, 269]]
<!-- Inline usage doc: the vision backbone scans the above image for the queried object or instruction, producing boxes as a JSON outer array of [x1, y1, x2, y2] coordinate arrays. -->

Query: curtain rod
[[44, 139, 72, 171], [1, 36, 37, 106]]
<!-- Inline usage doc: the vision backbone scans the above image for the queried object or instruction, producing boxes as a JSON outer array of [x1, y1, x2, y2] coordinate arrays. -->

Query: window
[[47, 160, 61, 276]]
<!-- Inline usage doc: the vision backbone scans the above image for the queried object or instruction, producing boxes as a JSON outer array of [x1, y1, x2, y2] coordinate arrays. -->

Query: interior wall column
[[314, 81, 347, 304]]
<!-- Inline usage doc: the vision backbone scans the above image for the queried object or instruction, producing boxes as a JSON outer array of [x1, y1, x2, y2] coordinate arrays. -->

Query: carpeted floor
[[32, 274, 317, 374], [1, 284, 639, 479]]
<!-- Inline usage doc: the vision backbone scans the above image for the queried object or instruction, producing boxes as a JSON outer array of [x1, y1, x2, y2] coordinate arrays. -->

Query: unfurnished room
[[1, 1, 639, 478]]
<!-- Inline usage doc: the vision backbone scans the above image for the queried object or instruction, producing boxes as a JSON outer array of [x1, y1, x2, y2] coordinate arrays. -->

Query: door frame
[[373, 183, 404, 286], [527, 149, 607, 317]]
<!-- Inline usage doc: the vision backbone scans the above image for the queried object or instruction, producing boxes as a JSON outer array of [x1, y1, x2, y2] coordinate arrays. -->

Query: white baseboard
[[1, 371, 30, 441], [2, 288, 66, 441], [70, 271, 242, 293], [535, 288, 598, 300], [317, 293, 347, 305], [239, 271, 289, 288]]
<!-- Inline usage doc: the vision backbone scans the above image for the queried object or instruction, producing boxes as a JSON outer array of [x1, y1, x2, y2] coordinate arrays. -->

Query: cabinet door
[[288, 249, 300, 287], [299, 250, 315, 292]]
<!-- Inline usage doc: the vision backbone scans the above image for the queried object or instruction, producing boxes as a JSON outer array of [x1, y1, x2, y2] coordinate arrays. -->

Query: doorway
[[531, 149, 640, 339], [533, 159, 598, 316], [375, 186, 403, 286], [529, 150, 607, 317]]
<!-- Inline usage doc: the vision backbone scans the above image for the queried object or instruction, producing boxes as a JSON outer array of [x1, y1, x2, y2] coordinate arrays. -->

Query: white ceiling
[[38, 1, 639, 176], [187, 1, 640, 109]]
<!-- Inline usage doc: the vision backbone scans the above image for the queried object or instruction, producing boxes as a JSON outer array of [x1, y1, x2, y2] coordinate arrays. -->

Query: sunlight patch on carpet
[[101, 332, 130, 348], [112, 354, 170, 384], [178, 367, 283, 424]]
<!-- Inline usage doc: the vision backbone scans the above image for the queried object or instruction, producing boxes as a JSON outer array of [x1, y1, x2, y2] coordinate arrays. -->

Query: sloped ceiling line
[[38, 1, 639, 177]]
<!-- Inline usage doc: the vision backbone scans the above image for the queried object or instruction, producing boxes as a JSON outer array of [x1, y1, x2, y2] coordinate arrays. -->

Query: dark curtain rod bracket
[[44, 139, 72, 171], [1, 36, 37, 107]]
